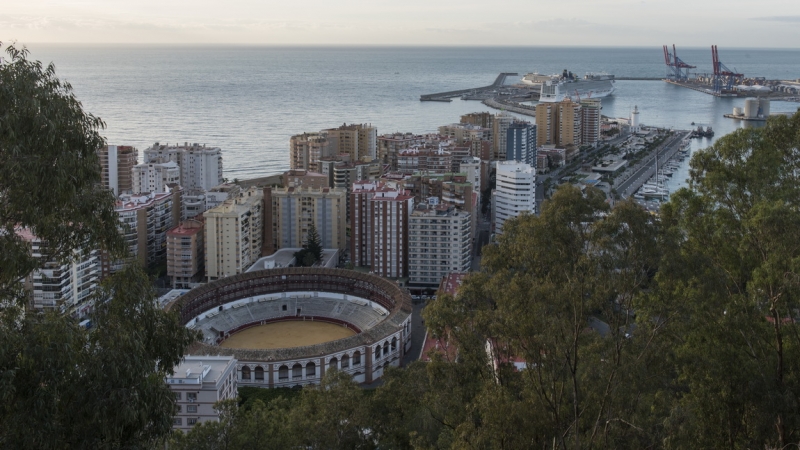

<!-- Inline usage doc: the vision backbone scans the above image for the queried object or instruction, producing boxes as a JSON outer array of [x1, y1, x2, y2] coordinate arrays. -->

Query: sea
[[21, 45, 800, 188]]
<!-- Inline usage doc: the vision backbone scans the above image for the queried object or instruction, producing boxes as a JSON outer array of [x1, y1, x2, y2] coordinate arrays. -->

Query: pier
[[420, 73, 518, 102], [481, 98, 536, 117]]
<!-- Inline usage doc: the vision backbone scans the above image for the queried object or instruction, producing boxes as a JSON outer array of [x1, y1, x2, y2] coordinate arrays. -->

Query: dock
[[420, 73, 518, 102]]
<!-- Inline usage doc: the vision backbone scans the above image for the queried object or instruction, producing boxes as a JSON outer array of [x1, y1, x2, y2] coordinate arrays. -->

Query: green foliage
[[294, 223, 323, 267], [0, 43, 125, 303], [1, 265, 199, 448], [656, 112, 800, 448], [0, 43, 198, 448], [238, 386, 300, 410]]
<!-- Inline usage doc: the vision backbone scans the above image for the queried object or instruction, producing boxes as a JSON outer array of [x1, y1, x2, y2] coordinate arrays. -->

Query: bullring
[[170, 267, 413, 387]]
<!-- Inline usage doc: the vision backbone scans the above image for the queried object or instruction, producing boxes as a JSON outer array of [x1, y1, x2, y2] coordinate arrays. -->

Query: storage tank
[[733, 107, 743, 116], [744, 98, 759, 118], [759, 98, 770, 117]]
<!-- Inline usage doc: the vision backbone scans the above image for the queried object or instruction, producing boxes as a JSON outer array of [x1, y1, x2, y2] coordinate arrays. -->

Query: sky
[[2, 0, 800, 47]]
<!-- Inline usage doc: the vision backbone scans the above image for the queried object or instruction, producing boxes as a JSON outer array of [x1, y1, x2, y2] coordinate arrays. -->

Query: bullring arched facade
[[171, 268, 413, 387]]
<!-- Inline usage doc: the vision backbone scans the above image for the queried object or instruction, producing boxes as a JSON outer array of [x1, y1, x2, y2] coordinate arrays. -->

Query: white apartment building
[[493, 161, 536, 234], [459, 157, 482, 193], [204, 187, 264, 281], [132, 161, 180, 194], [18, 228, 100, 316], [408, 203, 472, 286], [143, 142, 223, 192], [167, 356, 238, 431], [183, 145, 224, 191]]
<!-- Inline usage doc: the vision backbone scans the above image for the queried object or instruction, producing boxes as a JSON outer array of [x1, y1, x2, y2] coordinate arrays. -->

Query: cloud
[[751, 16, 800, 22]]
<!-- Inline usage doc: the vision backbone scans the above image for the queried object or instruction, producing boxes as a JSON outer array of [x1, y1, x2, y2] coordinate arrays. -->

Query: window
[[173, 418, 182, 426], [279, 365, 289, 380], [329, 357, 338, 370], [176, 405, 182, 413], [341, 354, 350, 368], [241, 366, 251, 380], [353, 351, 361, 365], [187, 418, 197, 425], [375, 345, 381, 359], [306, 362, 316, 377], [282, 304, 287, 311], [187, 405, 197, 413], [187, 393, 197, 402], [254, 366, 264, 380], [174, 392, 182, 400], [391, 337, 397, 352], [292, 363, 303, 379]]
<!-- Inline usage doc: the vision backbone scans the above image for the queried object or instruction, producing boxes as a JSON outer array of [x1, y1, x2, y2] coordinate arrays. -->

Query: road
[[615, 132, 689, 197]]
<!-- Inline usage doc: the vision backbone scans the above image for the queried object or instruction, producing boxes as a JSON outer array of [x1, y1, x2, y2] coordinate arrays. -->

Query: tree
[[0, 43, 124, 302], [654, 111, 800, 448], [306, 222, 323, 262], [294, 223, 323, 267], [422, 186, 664, 448], [0, 43, 197, 448]]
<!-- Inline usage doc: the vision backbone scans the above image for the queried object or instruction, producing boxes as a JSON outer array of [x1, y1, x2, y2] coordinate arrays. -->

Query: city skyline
[[3, 0, 800, 48]]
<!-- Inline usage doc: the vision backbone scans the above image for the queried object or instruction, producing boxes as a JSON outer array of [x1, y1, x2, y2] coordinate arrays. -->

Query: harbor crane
[[663, 44, 695, 81], [711, 45, 743, 93]]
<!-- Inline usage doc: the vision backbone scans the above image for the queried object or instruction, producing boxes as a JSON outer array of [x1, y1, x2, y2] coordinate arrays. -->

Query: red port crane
[[711, 45, 743, 93], [663, 45, 695, 81]]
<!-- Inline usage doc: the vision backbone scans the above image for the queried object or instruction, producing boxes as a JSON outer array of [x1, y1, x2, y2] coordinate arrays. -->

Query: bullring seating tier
[[196, 296, 386, 345]]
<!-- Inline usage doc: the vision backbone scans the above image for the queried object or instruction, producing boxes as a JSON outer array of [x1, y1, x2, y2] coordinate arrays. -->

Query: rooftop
[[166, 355, 236, 386]]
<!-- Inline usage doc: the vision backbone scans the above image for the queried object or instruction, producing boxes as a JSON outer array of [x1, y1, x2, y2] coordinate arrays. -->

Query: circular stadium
[[171, 268, 413, 387]]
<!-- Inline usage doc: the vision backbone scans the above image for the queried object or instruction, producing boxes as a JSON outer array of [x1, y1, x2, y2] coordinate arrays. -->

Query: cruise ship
[[522, 70, 616, 103]]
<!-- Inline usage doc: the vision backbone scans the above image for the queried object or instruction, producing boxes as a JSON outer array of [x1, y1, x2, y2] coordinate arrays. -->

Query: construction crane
[[711, 45, 743, 93], [663, 45, 695, 81]]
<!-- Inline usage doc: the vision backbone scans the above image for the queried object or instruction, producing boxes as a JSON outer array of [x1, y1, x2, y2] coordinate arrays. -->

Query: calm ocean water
[[23, 45, 800, 181]]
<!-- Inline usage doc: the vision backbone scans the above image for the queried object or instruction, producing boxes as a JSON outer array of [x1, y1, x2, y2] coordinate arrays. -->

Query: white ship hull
[[539, 80, 616, 103]]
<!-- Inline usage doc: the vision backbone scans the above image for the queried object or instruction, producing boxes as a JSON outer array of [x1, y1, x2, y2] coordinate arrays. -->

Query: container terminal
[[662, 44, 800, 101]]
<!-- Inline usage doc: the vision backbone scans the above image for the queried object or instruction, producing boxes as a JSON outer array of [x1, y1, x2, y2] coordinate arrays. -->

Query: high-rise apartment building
[[323, 123, 377, 162], [535, 100, 582, 148], [460, 112, 494, 129], [204, 187, 264, 281], [143, 142, 223, 192], [377, 133, 425, 169], [351, 182, 413, 278], [183, 145, 224, 191], [112, 189, 182, 273], [265, 186, 347, 255], [438, 123, 491, 145], [459, 157, 482, 193], [580, 99, 602, 147], [289, 132, 333, 172], [493, 161, 536, 233], [18, 228, 100, 315], [408, 203, 472, 286], [99, 145, 138, 196], [491, 113, 515, 160], [506, 122, 537, 166], [167, 216, 205, 288], [132, 161, 181, 194]]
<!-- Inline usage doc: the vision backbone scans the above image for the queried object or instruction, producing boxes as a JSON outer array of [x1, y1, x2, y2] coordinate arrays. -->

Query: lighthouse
[[631, 105, 641, 134]]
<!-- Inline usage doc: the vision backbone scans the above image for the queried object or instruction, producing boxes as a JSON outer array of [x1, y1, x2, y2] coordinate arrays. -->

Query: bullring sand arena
[[219, 321, 356, 349]]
